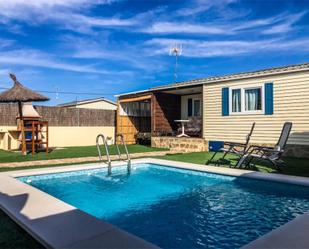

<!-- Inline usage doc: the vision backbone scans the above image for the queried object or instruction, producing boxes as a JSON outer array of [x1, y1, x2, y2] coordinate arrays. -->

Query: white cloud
[[0, 0, 132, 33], [1, 0, 306, 38], [0, 0, 113, 10], [0, 39, 14, 48], [45, 12, 136, 33], [70, 14, 135, 27], [175, 0, 236, 17], [0, 0, 307, 79], [142, 22, 228, 35], [261, 12, 306, 34], [146, 38, 309, 58], [0, 68, 10, 76], [262, 23, 293, 35], [60, 35, 168, 71], [0, 49, 122, 74], [141, 11, 306, 36]]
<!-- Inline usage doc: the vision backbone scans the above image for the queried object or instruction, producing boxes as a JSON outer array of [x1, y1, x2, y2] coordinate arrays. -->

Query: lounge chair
[[206, 122, 256, 165], [236, 122, 293, 170]]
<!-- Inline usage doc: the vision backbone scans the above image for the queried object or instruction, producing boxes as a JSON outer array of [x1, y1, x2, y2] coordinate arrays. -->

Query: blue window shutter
[[265, 83, 274, 115], [187, 98, 192, 117], [222, 87, 229, 116]]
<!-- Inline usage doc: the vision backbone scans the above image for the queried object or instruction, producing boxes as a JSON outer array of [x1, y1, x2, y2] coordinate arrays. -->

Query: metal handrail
[[96, 134, 111, 175], [116, 134, 131, 173]]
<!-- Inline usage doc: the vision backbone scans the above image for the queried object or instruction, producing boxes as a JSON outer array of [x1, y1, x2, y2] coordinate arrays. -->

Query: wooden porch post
[[18, 101, 26, 155]]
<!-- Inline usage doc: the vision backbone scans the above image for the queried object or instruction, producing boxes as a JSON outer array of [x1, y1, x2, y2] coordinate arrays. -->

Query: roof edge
[[58, 97, 117, 107], [116, 62, 309, 98]]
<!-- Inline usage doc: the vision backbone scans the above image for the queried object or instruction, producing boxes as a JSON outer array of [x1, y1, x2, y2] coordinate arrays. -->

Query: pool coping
[[0, 158, 308, 248]]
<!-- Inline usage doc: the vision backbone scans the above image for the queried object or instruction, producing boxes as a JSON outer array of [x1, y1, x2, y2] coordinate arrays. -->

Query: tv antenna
[[169, 43, 182, 82], [54, 86, 59, 101]]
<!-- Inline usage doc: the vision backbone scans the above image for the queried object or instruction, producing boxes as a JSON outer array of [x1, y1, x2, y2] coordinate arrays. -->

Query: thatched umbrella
[[0, 74, 49, 155]]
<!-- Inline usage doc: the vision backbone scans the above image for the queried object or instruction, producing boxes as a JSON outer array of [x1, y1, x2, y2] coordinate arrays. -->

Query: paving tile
[[243, 211, 309, 249], [0, 176, 115, 248], [64, 228, 159, 249]]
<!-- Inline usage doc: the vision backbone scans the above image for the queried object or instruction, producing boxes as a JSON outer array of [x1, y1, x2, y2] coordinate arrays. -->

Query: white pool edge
[[0, 158, 308, 249]]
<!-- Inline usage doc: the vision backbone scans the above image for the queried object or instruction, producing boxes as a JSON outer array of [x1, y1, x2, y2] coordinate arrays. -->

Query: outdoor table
[[174, 120, 190, 137]]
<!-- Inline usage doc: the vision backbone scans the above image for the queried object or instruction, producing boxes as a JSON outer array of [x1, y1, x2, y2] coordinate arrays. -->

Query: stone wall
[[151, 136, 208, 153], [151, 136, 309, 159], [246, 143, 309, 159], [285, 144, 309, 159]]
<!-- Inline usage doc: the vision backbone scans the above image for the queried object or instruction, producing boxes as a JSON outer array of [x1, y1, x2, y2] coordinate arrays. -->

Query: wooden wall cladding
[[116, 115, 151, 144], [116, 91, 181, 144], [152, 92, 181, 133]]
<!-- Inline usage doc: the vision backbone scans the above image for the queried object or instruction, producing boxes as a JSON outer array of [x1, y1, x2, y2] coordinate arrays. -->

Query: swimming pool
[[19, 163, 309, 249]]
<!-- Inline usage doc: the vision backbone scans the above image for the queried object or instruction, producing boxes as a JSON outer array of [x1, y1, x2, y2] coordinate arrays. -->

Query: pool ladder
[[96, 134, 131, 175]]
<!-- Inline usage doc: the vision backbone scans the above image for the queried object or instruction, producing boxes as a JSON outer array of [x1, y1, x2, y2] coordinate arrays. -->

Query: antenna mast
[[169, 43, 182, 82], [54, 86, 59, 103]]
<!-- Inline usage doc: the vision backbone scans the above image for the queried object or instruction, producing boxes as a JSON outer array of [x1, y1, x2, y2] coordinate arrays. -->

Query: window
[[120, 101, 151, 117], [232, 89, 241, 112], [193, 99, 201, 116], [187, 98, 193, 117], [245, 88, 262, 111], [187, 98, 201, 117], [230, 86, 264, 114]]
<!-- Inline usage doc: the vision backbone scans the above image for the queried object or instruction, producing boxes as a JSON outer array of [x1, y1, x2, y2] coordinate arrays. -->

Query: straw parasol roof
[[0, 73, 49, 155], [0, 74, 49, 102]]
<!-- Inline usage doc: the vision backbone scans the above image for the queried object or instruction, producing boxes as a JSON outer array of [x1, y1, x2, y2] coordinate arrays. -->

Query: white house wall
[[203, 71, 309, 146]]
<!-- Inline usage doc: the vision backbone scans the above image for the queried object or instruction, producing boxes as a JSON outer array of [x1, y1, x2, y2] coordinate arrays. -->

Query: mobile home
[[116, 62, 309, 158]]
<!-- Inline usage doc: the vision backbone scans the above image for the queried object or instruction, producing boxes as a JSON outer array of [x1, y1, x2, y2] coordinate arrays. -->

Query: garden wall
[[0, 104, 116, 150], [151, 136, 208, 152], [0, 103, 115, 126]]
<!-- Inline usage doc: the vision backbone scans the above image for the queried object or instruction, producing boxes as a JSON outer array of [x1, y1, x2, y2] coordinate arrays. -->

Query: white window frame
[[193, 98, 201, 117], [230, 88, 242, 114], [229, 85, 264, 115], [188, 97, 202, 117]]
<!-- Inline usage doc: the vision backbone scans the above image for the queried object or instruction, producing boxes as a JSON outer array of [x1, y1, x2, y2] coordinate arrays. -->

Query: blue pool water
[[19, 164, 309, 249]]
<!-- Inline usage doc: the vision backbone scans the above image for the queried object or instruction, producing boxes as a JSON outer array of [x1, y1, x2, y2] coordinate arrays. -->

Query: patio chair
[[236, 122, 293, 171], [206, 122, 256, 165]]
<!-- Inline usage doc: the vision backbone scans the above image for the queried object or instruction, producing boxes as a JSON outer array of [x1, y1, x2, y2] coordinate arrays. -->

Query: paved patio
[[0, 150, 179, 168]]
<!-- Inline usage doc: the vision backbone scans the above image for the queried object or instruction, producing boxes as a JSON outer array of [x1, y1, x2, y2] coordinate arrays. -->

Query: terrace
[[117, 86, 205, 152]]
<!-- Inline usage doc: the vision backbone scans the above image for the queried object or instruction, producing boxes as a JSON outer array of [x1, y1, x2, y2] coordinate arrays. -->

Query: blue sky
[[0, 0, 308, 105]]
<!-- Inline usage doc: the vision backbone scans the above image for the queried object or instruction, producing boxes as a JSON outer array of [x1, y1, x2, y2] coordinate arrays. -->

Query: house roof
[[116, 62, 309, 97], [58, 97, 117, 107]]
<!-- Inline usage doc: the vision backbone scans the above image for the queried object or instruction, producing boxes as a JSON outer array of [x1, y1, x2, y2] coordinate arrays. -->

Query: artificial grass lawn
[[157, 151, 309, 177], [0, 145, 166, 163], [0, 210, 43, 249], [0, 148, 308, 177]]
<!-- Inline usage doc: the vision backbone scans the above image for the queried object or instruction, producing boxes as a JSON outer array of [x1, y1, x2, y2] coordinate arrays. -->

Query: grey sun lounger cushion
[[236, 122, 293, 169]]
